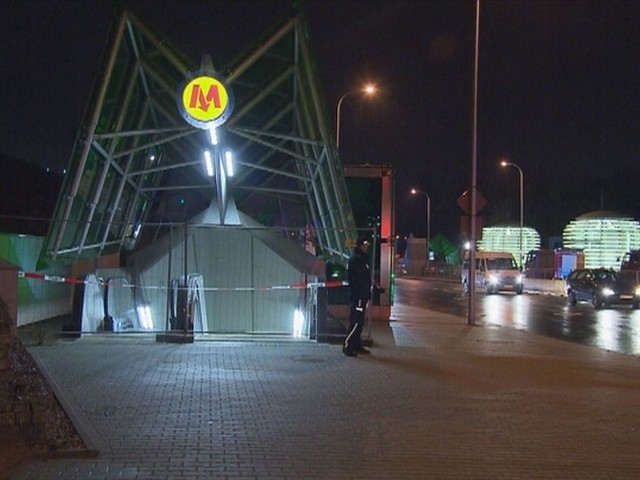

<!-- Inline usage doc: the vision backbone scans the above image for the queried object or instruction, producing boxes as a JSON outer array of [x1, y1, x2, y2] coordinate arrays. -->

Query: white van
[[461, 251, 523, 294]]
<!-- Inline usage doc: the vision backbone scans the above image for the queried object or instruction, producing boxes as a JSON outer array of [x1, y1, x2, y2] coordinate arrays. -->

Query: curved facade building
[[562, 211, 640, 269], [477, 224, 541, 268]]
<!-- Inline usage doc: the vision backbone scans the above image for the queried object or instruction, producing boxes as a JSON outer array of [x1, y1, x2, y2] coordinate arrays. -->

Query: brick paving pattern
[[4, 306, 640, 479]]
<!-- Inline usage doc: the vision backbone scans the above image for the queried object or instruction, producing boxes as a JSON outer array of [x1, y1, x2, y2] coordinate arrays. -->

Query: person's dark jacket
[[347, 246, 372, 302]]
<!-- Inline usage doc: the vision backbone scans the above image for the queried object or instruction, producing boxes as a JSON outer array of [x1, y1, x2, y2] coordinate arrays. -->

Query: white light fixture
[[224, 150, 234, 177], [293, 309, 304, 338], [136, 305, 153, 330], [203, 150, 214, 177], [208, 124, 218, 145]]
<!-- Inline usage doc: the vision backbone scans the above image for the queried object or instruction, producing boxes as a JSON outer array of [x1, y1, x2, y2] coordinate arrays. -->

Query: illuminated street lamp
[[411, 188, 431, 275], [336, 83, 377, 149], [500, 159, 524, 268]]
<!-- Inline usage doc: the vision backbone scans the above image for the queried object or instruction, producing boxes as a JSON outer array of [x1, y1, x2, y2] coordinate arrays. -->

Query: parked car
[[461, 251, 523, 295], [565, 268, 640, 309]]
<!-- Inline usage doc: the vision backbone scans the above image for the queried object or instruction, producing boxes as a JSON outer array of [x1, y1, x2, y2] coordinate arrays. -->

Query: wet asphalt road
[[397, 276, 640, 356]]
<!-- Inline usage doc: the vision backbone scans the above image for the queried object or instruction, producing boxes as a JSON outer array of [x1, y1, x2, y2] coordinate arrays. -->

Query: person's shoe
[[358, 347, 371, 354], [343, 347, 358, 357]]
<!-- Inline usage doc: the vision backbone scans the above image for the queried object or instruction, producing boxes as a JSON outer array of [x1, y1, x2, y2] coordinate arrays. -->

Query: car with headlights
[[461, 251, 523, 295], [565, 268, 640, 309]]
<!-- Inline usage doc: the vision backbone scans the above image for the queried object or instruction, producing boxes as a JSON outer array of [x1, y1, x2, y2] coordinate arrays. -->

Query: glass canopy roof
[[38, 8, 357, 270]]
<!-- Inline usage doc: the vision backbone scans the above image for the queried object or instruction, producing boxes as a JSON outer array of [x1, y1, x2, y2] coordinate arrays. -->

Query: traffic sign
[[457, 188, 487, 215]]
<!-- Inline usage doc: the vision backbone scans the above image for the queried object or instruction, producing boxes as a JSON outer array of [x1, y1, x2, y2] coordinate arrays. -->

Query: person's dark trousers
[[344, 302, 365, 354]]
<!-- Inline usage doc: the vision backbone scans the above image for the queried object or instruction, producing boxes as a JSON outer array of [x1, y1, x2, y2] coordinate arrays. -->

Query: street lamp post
[[336, 84, 377, 149], [468, 0, 481, 326], [411, 188, 431, 275], [500, 159, 524, 269]]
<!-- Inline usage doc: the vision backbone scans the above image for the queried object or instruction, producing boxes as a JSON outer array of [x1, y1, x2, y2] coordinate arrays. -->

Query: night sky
[[2, 0, 640, 245]]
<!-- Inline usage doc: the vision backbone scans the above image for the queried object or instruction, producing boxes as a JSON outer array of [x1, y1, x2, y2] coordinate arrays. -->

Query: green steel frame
[[38, 8, 357, 270]]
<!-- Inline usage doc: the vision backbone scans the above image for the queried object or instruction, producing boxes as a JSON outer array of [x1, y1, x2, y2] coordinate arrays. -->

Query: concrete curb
[[28, 351, 106, 457]]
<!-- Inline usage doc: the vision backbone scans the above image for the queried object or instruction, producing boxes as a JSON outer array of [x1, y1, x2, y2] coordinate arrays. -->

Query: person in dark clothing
[[343, 236, 372, 357]]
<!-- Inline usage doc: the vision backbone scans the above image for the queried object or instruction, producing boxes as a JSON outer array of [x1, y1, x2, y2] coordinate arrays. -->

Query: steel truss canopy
[[38, 8, 357, 270]]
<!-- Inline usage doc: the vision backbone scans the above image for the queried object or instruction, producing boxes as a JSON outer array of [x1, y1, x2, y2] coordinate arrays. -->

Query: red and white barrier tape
[[18, 271, 348, 291], [18, 271, 89, 285]]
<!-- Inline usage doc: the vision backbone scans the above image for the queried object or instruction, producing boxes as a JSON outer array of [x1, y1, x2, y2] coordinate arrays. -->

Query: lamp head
[[363, 84, 377, 95]]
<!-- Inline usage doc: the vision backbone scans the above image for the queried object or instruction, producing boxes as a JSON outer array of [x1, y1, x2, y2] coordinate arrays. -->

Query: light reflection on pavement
[[395, 277, 640, 357]]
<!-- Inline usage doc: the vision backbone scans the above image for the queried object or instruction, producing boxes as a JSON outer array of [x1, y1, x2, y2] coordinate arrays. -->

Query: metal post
[[336, 91, 353, 150], [363, 227, 376, 343], [183, 215, 188, 336], [426, 195, 431, 275], [468, 0, 480, 326], [519, 167, 524, 268], [410, 188, 431, 275], [336, 84, 377, 150], [166, 224, 172, 331], [500, 160, 524, 268]]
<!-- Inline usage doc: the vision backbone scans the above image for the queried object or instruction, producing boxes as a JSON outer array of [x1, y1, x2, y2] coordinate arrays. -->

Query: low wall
[[400, 271, 567, 297], [18, 298, 71, 326], [524, 278, 566, 296]]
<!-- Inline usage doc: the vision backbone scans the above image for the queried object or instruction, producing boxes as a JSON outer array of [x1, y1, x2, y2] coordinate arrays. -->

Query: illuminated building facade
[[476, 225, 541, 268], [562, 211, 640, 269]]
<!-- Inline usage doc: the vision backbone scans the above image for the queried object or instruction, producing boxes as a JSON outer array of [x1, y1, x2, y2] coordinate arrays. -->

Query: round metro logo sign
[[178, 72, 234, 129]]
